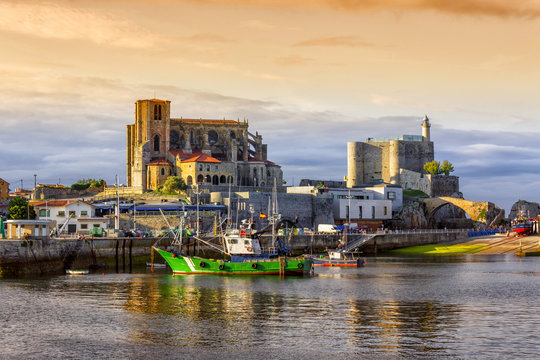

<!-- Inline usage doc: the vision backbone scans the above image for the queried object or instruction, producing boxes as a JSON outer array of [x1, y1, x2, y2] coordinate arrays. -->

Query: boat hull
[[312, 257, 365, 267], [154, 248, 312, 276], [512, 224, 532, 235]]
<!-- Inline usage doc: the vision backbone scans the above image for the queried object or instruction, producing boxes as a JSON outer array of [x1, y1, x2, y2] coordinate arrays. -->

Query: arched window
[[208, 130, 218, 145], [153, 135, 160, 152], [161, 168, 165, 176], [205, 175, 211, 183], [187, 176, 193, 185], [219, 175, 226, 184], [154, 105, 158, 120], [158, 105, 162, 120], [197, 175, 204, 184], [212, 175, 219, 185]]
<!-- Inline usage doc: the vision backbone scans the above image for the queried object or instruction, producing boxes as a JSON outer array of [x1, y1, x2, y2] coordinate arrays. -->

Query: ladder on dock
[[342, 235, 375, 252]]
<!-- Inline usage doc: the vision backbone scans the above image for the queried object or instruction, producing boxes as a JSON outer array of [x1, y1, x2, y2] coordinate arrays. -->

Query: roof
[[138, 99, 169, 103], [147, 158, 173, 166], [170, 118, 246, 126], [182, 153, 221, 164], [0, 178, 8, 184], [32, 199, 93, 207], [170, 149, 221, 163]]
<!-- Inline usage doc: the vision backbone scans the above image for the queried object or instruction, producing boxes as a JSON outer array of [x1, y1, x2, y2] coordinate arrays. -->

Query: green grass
[[390, 243, 487, 255], [403, 189, 429, 198]]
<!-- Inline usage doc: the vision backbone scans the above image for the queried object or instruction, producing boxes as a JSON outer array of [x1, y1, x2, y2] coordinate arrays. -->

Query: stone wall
[[430, 175, 460, 197], [34, 185, 104, 200], [214, 191, 334, 229]]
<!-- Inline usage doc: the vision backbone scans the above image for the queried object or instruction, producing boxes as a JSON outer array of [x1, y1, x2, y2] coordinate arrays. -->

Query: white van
[[317, 224, 339, 234]]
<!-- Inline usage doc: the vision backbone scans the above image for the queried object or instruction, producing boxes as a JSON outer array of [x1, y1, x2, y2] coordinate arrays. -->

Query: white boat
[[65, 269, 89, 275]]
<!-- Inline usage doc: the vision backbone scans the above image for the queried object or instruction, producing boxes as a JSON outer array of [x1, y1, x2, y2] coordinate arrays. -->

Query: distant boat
[[512, 216, 532, 236], [312, 250, 365, 267], [66, 269, 89, 275]]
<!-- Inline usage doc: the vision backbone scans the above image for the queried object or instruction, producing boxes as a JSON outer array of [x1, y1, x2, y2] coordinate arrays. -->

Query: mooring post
[[129, 239, 133, 273], [115, 239, 119, 273], [122, 239, 126, 272]]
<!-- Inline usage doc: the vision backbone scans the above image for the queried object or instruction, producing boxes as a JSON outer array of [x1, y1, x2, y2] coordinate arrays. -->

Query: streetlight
[[194, 184, 202, 235]]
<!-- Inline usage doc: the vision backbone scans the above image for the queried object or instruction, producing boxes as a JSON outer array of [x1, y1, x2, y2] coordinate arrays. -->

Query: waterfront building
[[0, 178, 9, 201], [288, 185, 400, 229], [126, 99, 283, 192], [5, 219, 54, 239], [345, 116, 459, 196], [33, 200, 109, 235]]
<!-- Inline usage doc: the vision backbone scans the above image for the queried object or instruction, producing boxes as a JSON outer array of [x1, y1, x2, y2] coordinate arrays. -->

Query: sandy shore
[[456, 233, 540, 255]]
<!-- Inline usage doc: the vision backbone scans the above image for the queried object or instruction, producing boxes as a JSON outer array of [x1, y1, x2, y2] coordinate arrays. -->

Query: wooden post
[[151, 247, 154, 273], [122, 238, 126, 272], [129, 239, 133, 273], [115, 239, 119, 273]]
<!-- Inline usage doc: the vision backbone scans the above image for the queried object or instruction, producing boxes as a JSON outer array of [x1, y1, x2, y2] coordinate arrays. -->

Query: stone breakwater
[[0, 231, 469, 275]]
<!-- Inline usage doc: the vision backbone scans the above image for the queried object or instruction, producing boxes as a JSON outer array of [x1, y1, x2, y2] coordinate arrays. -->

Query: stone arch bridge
[[423, 197, 504, 227]]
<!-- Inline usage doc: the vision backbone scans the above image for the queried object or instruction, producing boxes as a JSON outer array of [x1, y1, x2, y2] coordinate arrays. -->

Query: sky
[[1, 0, 540, 213]]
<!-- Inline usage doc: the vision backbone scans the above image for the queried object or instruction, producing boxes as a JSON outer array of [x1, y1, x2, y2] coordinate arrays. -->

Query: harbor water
[[1, 254, 540, 359]]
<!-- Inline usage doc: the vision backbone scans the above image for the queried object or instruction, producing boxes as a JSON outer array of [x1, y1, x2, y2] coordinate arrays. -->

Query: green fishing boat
[[153, 222, 312, 276]]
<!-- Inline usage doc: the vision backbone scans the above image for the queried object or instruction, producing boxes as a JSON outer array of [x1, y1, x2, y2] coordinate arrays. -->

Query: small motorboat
[[65, 269, 89, 275], [312, 250, 365, 267]]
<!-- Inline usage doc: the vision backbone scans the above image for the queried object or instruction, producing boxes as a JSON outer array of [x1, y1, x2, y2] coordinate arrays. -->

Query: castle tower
[[346, 142, 363, 188], [422, 115, 431, 142]]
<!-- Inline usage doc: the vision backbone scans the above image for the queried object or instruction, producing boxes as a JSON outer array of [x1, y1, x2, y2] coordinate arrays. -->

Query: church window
[[170, 130, 179, 147], [158, 105, 162, 120], [208, 130, 218, 145], [154, 135, 160, 152], [154, 105, 158, 120], [161, 168, 165, 176]]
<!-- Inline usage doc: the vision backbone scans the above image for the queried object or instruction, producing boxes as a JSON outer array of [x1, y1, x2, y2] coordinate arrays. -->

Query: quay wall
[[0, 231, 468, 275]]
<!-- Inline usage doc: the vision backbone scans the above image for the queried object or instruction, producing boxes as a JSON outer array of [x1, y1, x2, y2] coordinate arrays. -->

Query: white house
[[32, 200, 109, 235], [328, 188, 393, 225]]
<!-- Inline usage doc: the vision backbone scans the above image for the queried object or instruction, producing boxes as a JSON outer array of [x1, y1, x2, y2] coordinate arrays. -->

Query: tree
[[424, 160, 441, 175], [163, 176, 187, 193], [440, 160, 455, 176], [8, 196, 36, 220]]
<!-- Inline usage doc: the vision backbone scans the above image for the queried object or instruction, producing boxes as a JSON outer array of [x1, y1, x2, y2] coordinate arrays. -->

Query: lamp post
[[194, 184, 202, 235]]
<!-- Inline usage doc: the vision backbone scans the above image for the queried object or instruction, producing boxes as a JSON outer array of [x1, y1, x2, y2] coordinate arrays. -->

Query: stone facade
[[0, 178, 9, 201], [127, 99, 282, 191]]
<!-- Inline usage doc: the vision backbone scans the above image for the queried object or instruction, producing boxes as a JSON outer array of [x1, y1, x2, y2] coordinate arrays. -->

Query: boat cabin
[[224, 229, 262, 255]]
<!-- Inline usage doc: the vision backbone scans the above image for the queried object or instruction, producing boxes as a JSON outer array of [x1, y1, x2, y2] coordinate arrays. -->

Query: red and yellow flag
[[259, 213, 267, 219]]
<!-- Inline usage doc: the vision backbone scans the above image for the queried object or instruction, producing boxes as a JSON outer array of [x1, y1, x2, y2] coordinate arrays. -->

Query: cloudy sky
[[1, 0, 540, 212]]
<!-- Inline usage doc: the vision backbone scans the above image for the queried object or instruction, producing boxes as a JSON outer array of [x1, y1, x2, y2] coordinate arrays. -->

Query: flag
[[259, 213, 267, 219]]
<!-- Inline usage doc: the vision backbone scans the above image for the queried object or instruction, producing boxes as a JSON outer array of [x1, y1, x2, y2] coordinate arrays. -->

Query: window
[[93, 224, 100, 228], [199, 165, 203, 171], [154, 134, 160, 152], [69, 211, 76, 217], [244, 240, 250, 245], [384, 206, 387, 216], [80, 224, 88, 229], [359, 206, 362, 219], [154, 105, 158, 120], [58, 211, 65, 216], [39, 209, 46, 217], [230, 239, 238, 244], [345, 205, 349, 219], [161, 168, 165, 176], [387, 191, 396, 200], [371, 206, 375, 219], [81, 211, 88, 216]]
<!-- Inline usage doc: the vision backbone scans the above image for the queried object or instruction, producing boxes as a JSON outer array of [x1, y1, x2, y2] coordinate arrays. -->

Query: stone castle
[[345, 116, 459, 196], [126, 99, 282, 191]]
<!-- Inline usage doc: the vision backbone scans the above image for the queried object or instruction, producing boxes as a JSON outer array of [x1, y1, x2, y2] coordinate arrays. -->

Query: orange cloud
[[177, 0, 540, 18], [294, 36, 373, 47], [274, 55, 313, 66]]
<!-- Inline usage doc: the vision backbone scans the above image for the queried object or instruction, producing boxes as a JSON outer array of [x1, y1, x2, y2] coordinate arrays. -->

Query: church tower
[[127, 99, 171, 190], [422, 115, 431, 142]]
